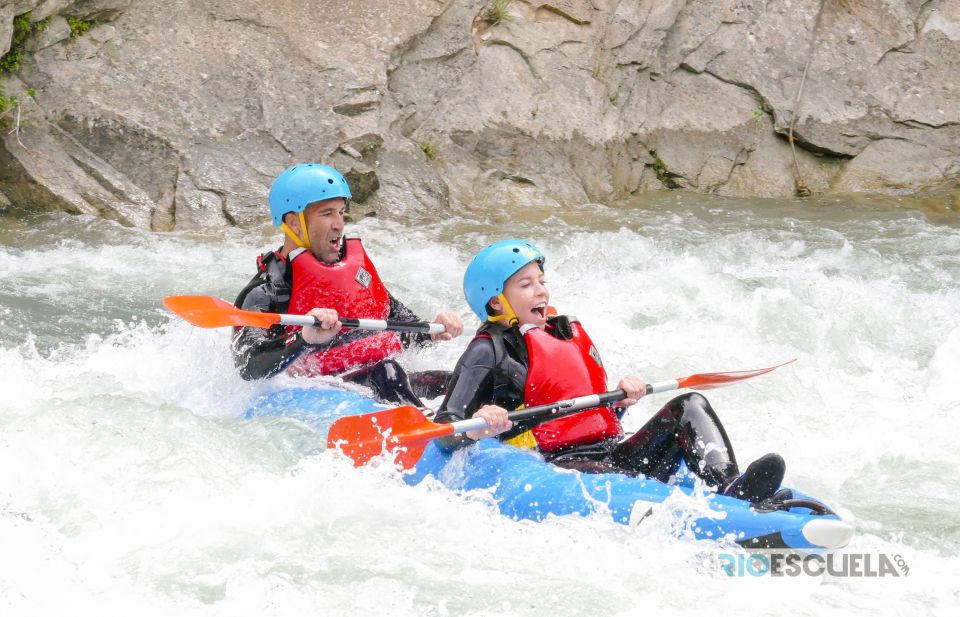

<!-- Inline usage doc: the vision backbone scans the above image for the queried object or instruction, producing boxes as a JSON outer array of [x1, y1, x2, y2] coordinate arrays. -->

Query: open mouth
[[532, 304, 546, 319]]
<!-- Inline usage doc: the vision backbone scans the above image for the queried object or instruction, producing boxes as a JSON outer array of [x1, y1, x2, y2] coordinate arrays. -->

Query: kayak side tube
[[407, 440, 854, 551]]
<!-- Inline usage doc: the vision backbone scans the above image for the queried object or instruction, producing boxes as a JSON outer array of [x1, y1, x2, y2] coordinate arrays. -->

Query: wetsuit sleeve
[[387, 291, 432, 348], [231, 283, 332, 380], [432, 338, 499, 451]]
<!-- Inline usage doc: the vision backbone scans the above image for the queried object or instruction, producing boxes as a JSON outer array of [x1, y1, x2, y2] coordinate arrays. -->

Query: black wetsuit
[[231, 247, 449, 406], [435, 318, 743, 489]]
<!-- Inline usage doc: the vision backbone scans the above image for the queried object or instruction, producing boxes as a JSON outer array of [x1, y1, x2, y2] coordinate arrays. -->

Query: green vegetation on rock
[[67, 17, 95, 38], [486, 0, 513, 26], [1, 12, 48, 128], [1, 12, 51, 74], [650, 150, 680, 189], [0, 84, 36, 129], [419, 140, 437, 160]]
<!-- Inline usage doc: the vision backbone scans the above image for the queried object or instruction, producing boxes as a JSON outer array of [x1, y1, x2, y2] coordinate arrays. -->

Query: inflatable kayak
[[245, 384, 387, 427], [246, 386, 854, 550], [405, 440, 852, 550]]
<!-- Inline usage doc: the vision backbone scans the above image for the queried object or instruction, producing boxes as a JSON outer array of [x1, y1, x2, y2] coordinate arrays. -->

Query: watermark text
[[718, 551, 910, 577]]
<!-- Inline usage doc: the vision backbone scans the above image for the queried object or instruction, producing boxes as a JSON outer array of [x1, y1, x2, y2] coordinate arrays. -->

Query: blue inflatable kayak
[[246, 385, 387, 427], [246, 386, 854, 550], [406, 440, 853, 550]]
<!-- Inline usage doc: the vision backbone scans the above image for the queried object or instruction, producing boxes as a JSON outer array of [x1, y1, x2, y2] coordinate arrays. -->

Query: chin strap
[[280, 211, 312, 251], [487, 293, 519, 326]]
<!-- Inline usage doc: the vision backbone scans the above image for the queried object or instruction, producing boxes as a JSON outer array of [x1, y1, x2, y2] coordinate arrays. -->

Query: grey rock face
[[26, 16, 70, 51], [1, 0, 957, 229]]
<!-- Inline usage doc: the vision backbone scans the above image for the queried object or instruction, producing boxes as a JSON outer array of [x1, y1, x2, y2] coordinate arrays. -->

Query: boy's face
[[492, 261, 549, 327]]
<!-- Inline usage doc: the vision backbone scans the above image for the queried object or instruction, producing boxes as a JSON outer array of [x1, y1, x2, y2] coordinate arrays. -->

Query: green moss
[[0, 52, 23, 75], [67, 17, 95, 38], [652, 155, 665, 174], [419, 141, 437, 160], [751, 93, 768, 125], [1, 12, 52, 74], [0, 91, 14, 114], [486, 0, 514, 25], [0, 11, 47, 130], [0, 82, 36, 130], [649, 150, 680, 189], [0, 84, 19, 129], [1, 13, 32, 73]]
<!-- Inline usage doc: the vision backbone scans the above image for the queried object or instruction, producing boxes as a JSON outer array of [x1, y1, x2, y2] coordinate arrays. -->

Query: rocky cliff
[[1, 0, 958, 229]]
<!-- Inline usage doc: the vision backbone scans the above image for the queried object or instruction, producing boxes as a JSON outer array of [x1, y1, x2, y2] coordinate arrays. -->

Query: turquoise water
[[1, 194, 958, 615]]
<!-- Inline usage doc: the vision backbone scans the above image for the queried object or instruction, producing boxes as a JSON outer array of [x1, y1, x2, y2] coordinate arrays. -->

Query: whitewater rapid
[[1, 195, 958, 615]]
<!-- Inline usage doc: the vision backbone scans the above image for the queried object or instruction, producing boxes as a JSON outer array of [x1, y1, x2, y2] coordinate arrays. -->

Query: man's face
[[288, 198, 346, 264]]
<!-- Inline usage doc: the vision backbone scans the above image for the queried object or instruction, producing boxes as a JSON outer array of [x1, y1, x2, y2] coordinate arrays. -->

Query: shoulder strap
[[234, 250, 291, 310], [477, 322, 527, 393], [234, 272, 264, 310], [288, 247, 307, 261], [476, 322, 505, 366]]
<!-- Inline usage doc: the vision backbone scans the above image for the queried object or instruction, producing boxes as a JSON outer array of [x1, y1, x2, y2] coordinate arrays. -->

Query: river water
[[1, 193, 958, 615]]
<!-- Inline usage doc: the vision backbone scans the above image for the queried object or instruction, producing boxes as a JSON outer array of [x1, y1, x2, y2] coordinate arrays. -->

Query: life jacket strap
[[288, 247, 307, 261]]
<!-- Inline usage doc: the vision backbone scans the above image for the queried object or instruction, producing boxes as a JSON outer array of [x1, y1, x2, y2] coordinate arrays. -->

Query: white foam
[[1, 205, 958, 614]]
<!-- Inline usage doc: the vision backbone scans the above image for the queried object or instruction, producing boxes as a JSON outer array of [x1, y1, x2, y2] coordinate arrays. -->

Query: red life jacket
[[285, 238, 402, 376], [520, 319, 623, 452]]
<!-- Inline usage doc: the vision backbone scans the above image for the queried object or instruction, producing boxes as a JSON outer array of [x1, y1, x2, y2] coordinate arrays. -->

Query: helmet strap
[[298, 211, 312, 250], [279, 211, 312, 251], [487, 293, 518, 326]]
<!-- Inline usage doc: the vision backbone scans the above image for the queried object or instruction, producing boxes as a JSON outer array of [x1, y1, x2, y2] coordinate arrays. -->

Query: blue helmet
[[463, 240, 545, 321], [268, 164, 352, 226]]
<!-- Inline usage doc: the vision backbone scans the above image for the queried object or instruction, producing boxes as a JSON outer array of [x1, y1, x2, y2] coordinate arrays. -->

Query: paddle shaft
[[444, 375, 717, 435], [162, 295, 447, 334], [326, 359, 794, 468], [264, 313, 445, 335], [447, 389, 627, 435], [647, 378, 684, 394]]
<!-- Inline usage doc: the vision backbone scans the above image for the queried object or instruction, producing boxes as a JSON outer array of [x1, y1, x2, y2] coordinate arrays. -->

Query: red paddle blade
[[677, 359, 796, 390], [163, 295, 281, 329], [326, 406, 455, 469]]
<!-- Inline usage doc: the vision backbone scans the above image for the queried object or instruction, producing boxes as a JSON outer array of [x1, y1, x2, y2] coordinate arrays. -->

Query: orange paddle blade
[[677, 359, 796, 390], [163, 295, 282, 329], [327, 406, 455, 468]]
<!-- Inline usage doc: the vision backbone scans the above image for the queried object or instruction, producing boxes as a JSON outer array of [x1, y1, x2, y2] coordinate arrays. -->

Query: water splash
[[1, 199, 958, 614]]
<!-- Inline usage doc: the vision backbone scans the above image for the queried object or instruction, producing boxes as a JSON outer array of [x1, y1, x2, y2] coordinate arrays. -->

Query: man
[[232, 163, 462, 406]]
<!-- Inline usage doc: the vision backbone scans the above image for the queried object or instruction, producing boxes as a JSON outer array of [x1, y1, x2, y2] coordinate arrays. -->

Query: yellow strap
[[502, 403, 537, 449], [503, 430, 537, 450], [487, 293, 518, 325], [279, 211, 312, 251], [298, 211, 311, 250]]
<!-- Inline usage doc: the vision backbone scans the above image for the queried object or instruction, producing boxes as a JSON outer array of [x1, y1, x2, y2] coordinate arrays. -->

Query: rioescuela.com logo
[[718, 551, 910, 577]]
